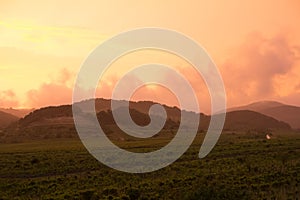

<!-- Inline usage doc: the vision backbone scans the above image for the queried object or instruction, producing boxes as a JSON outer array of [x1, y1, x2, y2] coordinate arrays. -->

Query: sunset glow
[[1, 0, 300, 114]]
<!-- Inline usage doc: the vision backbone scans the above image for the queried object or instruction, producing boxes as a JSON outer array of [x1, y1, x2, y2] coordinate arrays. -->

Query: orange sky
[[0, 0, 300, 113]]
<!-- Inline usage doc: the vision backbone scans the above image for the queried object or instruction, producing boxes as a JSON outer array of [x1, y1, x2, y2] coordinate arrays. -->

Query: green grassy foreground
[[0, 132, 300, 199]]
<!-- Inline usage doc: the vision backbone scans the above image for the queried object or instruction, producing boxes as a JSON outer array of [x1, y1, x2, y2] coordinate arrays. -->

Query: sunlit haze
[[1, 0, 300, 114]]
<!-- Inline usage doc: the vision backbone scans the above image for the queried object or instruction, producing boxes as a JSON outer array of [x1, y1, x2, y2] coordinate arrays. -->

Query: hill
[[77, 98, 182, 121], [3, 105, 75, 142], [0, 108, 34, 118], [0, 111, 19, 129], [1, 99, 292, 143], [228, 101, 300, 129], [223, 110, 291, 131], [2, 103, 180, 142]]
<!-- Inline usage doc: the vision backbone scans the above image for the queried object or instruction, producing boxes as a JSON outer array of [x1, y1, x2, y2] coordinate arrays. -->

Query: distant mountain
[[0, 108, 34, 118], [1, 99, 292, 143], [228, 101, 284, 112], [223, 110, 291, 131], [0, 111, 19, 129], [228, 101, 300, 129]]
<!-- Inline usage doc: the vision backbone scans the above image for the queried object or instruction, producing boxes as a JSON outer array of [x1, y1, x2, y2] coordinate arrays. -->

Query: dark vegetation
[[0, 132, 300, 199]]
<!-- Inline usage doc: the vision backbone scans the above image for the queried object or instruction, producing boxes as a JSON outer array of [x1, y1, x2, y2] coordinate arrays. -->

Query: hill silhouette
[[18, 105, 73, 127], [228, 101, 300, 129], [97, 107, 179, 129], [0, 108, 34, 118], [3, 104, 180, 142], [0, 111, 19, 129], [223, 110, 291, 131], [77, 98, 182, 121], [0, 99, 292, 143]]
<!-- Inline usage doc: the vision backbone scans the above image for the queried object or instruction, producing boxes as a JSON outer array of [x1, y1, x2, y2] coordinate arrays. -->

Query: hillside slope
[[223, 110, 291, 131], [228, 101, 300, 129], [0, 111, 19, 129], [0, 108, 34, 118], [1, 99, 293, 143]]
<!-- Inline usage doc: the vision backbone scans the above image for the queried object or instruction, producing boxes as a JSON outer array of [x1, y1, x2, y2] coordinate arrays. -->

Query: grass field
[[1, 131, 300, 199]]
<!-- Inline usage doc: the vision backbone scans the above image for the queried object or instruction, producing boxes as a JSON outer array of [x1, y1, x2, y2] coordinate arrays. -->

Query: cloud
[[16, 32, 300, 111], [57, 67, 73, 85], [26, 83, 72, 108], [279, 91, 300, 106], [221, 32, 299, 106], [95, 65, 211, 113], [0, 90, 19, 108], [26, 68, 73, 108]]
